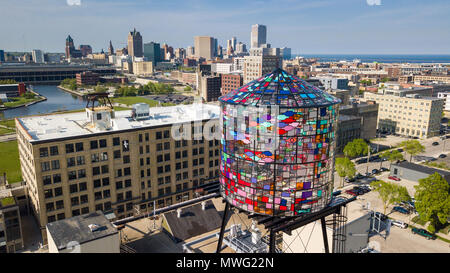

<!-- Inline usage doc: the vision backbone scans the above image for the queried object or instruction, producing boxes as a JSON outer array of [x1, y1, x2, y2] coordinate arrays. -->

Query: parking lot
[[337, 170, 450, 252]]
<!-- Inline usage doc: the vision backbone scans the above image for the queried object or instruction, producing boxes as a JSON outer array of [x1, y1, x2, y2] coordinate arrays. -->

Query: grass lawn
[[4, 97, 41, 108], [0, 127, 14, 136], [0, 119, 16, 128], [0, 140, 22, 184], [112, 96, 175, 107]]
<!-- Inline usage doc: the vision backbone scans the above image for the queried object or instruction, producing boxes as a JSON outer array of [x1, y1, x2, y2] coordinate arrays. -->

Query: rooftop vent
[[132, 103, 150, 120], [177, 208, 182, 218], [88, 224, 103, 232]]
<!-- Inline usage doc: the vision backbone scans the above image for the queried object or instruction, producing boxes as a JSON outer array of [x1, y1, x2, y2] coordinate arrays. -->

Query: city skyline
[[0, 0, 449, 54]]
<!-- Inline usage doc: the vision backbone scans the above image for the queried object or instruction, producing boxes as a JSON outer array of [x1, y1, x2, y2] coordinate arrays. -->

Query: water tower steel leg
[[269, 228, 276, 253], [320, 217, 330, 253], [216, 202, 230, 253]]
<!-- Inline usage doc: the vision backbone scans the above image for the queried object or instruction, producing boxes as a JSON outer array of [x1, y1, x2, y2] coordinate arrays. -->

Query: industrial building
[[15, 99, 221, 242]]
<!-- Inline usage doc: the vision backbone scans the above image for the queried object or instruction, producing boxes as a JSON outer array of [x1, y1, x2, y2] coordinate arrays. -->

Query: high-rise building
[[251, 24, 267, 48], [79, 45, 93, 57], [226, 40, 234, 56], [108, 41, 114, 56], [32, 49, 45, 63], [221, 73, 243, 95], [65, 35, 82, 59], [0, 50, 5, 62], [280, 47, 291, 60], [143, 42, 161, 65], [243, 55, 281, 83], [194, 36, 215, 60], [127, 28, 143, 58], [231, 37, 237, 51], [199, 75, 222, 102], [15, 104, 221, 241], [186, 46, 195, 57]]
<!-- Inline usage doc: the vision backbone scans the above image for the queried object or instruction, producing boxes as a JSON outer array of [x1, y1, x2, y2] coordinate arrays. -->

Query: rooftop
[[46, 211, 118, 251], [393, 161, 450, 183], [219, 68, 341, 108], [17, 104, 220, 142]]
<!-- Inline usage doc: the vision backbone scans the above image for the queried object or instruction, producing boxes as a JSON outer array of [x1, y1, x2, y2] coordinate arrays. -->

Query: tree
[[370, 180, 411, 214], [400, 140, 425, 162], [335, 157, 356, 187], [94, 85, 108, 93], [343, 139, 368, 158], [381, 149, 404, 168], [414, 173, 450, 233]]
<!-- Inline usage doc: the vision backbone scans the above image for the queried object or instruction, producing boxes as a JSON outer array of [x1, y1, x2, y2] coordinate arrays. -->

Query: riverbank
[[57, 85, 87, 97], [0, 95, 46, 111]]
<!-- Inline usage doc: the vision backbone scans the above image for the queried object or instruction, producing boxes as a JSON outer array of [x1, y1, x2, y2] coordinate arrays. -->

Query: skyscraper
[[0, 50, 5, 62], [108, 41, 114, 56], [32, 49, 44, 63], [127, 28, 143, 58], [194, 36, 215, 60], [65, 35, 82, 59], [231, 37, 237, 51], [250, 24, 267, 48], [144, 42, 161, 65]]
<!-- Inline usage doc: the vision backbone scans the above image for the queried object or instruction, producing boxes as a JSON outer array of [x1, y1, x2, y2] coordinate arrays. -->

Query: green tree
[[414, 173, 450, 233], [335, 157, 356, 187], [0, 79, 17, 84], [381, 149, 404, 168], [94, 85, 108, 93], [400, 140, 425, 162], [343, 139, 369, 158], [370, 180, 411, 214]]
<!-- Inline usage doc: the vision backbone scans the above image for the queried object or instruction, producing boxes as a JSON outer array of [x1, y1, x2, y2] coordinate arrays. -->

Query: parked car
[[365, 172, 372, 177], [371, 169, 380, 175], [432, 142, 439, 146], [356, 158, 368, 164], [388, 176, 401, 181], [397, 148, 403, 152], [392, 206, 410, 214], [380, 167, 389, 172], [411, 228, 436, 240], [345, 189, 358, 196], [391, 220, 408, 229], [332, 190, 341, 196], [439, 154, 447, 158], [359, 186, 371, 193], [345, 177, 356, 183], [355, 173, 365, 179]]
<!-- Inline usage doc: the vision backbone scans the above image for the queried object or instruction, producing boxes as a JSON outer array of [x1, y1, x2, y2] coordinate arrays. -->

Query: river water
[[0, 85, 87, 120]]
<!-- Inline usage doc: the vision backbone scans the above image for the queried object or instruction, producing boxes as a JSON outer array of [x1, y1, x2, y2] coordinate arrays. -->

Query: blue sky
[[1, 0, 450, 54]]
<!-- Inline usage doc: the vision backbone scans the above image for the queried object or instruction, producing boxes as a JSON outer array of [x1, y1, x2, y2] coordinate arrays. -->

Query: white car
[[391, 220, 408, 229]]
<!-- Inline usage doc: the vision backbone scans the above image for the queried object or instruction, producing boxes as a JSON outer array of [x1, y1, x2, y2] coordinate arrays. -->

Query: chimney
[[201, 201, 206, 211], [177, 208, 182, 218]]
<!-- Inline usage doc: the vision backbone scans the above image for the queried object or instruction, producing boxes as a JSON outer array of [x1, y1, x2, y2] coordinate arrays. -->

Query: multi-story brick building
[[221, 73, 243, 95], [15, 103, 221, 241], [76, 71, 100, 86]]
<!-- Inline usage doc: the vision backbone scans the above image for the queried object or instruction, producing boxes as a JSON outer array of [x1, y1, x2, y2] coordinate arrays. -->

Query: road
[[0, 133, 17, 142]]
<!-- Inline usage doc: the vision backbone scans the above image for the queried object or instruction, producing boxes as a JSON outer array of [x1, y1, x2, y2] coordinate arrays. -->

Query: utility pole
[[366, 144, 371, 175]]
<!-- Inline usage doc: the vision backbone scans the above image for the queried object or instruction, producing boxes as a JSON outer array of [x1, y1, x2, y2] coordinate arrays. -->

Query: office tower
[[108, 41, 114, 56], [16, 103, 221, 241], [251, 24, 267, 48], [231, 37, 237, 51], [127, 28, 143, 57], [161, 44, 174, 60], [199, 74, 222, 102], [187, 46, 195, 57], [280, 47, 291, 60], [0, 50, 5, 62], [65, 35, 82, 59], [175, 48, 186, 60], [194, 36, 215, 60], [243, 55, 281, 83], [143, 42, 161, 65], [214, 38, 218, 58], [226, 40, 234, 56], [32, 49, 45, 63], [79, 45, 92, 57]]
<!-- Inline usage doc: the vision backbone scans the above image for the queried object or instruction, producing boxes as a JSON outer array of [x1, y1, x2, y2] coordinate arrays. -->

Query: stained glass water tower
[[219, 68, 341, 217]]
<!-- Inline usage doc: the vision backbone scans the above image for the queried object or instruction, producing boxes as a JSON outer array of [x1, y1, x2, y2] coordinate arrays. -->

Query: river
[[0, 85, 87, 120]]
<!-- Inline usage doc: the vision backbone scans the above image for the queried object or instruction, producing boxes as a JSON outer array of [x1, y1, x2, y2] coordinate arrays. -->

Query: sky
[[1, 0, 450, 54]]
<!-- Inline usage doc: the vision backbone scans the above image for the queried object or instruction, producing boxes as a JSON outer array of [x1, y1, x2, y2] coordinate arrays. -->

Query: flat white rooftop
[[18, 103, 220, 142]]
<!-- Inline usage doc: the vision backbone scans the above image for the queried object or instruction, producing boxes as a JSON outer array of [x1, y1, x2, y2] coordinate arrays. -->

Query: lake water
[[0, 85, 87, 120]]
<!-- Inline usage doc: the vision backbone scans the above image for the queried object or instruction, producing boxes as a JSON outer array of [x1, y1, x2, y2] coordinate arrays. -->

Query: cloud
[[67, 0, 81, 6], [366, 0, 381, 6]]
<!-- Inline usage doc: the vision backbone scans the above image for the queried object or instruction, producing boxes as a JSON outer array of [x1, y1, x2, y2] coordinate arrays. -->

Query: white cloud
[[67, 0, 81, 6], [366, 0, 381, 6]]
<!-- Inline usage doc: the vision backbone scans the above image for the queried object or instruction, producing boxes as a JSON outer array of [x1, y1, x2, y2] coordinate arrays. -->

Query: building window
[[113, 137, 120, 146], [65, 144, 74, 153], [40, 147, 49, 157], [50, 146, 59, 156], [75, 142, 84, 152]]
